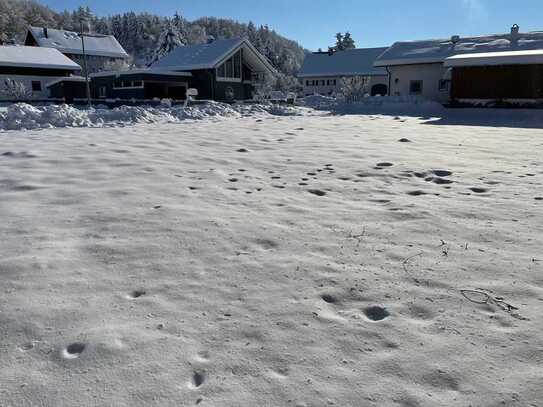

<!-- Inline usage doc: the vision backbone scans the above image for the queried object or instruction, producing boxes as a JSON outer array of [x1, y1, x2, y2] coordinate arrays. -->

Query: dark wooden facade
[[48, 81, 87, 102], [91, 72, 189, 101], [189, 69, 253, 101], [451, 64, 543, 100], [90, 70, 254, 102]]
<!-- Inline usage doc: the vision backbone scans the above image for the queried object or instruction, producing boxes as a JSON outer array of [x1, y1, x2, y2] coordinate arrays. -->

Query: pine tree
[[147, 22, 185, 66], [247, 21, 257, 43], [342, 32, 356, 49], [335, 33, 344, 51]]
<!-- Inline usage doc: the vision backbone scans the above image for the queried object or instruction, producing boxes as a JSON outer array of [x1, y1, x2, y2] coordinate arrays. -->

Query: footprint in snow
[[363, 305, 390, 321], [189, 371, 206, 389], [308, 189, 326, 196], [62, 342, 86, 359], [127, 290, 146, 299]]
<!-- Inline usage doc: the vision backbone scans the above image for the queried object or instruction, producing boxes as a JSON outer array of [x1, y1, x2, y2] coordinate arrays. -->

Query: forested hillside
[[0, 0, 306, 76]]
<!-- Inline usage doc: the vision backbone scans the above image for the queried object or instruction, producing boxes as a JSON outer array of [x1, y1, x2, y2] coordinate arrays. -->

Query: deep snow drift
[[0, 112, 542, 406], [0, 101, 308, 131]]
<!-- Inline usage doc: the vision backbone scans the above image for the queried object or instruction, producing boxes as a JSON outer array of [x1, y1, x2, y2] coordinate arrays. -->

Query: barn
[[445, 50, 543, 103], [374, 25, 543, 104]]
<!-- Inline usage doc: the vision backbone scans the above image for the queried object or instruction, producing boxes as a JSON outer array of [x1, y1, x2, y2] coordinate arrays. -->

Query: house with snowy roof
[[24, 26, 129, 75], [149, 37, 276, 101], [298, 47, 389, 97], [0, 45, 81, 101], [374, 25, 543, 103]]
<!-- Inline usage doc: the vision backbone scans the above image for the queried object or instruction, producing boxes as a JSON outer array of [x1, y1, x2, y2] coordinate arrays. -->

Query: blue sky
[[40, 0, 543, 50]]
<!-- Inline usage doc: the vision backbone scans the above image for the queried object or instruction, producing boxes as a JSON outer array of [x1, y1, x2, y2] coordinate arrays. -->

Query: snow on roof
[[45, 76, 86, 88], [90, 69, 192, 78], [0, 45, 81, 70], [28, 27, 129, 59], [298, 47, 389, 78], [375, 31, 543, 66], [150, 38, 275, 73], [444, 49, 543, 67]]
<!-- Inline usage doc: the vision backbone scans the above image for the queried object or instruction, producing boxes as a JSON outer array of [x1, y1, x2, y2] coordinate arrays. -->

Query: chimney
[[43, 27, 48, 38]]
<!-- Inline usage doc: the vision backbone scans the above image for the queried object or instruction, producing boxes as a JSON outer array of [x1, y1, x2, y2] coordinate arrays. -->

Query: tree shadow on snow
[[310, 101, 543, 129], [421, 108, 543, 129]]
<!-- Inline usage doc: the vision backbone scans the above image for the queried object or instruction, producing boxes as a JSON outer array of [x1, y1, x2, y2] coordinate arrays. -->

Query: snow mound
[[0, 101, 307, 131]]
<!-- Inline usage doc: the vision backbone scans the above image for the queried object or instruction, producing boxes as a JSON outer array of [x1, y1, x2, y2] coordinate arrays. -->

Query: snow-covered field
[[1, 108, 542, 406]]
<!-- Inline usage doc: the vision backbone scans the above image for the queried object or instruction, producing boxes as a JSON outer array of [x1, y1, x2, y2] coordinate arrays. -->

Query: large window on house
[[217, 50, 242, 81], [409, 80, 423, 95], [32, 81, 42, 92]]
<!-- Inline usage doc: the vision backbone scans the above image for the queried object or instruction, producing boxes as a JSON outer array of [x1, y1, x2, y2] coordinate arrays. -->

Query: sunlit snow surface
[[1, 107, 542, 406]]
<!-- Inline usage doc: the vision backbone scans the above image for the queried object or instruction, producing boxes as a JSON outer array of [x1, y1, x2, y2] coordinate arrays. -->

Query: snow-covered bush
[[341, 76, 370, 103], [2, 78, 32, 100], [253, 73, 300, 101]]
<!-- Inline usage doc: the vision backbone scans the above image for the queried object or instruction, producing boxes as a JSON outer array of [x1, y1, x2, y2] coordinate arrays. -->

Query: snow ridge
[[0, 102, 306, 131]]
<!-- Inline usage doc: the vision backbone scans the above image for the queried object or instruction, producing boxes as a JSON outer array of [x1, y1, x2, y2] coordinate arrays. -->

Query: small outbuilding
[[46, 76, 87, 103], [444, 50, 543, 102], [90, 69, 192, 102]]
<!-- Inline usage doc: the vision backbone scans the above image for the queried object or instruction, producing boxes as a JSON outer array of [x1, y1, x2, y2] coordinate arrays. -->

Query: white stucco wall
[[0, 75, 65, 101], [301, 75, 389, 97], [387, 63, 451, 103]]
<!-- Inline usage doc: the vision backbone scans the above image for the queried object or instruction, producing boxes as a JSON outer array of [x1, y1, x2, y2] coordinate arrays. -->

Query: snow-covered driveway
[[1, 113, 542, 406]]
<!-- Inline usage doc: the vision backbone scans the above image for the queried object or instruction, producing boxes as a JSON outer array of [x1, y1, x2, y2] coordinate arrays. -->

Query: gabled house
[[0, 45, 81, 101], [150, 38, 276, 101], [25, 26, 130, 74], [298, 47, 389, 97], [374, 25, 543, 103]]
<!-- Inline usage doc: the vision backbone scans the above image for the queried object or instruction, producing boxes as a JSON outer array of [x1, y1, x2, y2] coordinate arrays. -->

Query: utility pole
[[80, 18, 92, 108]]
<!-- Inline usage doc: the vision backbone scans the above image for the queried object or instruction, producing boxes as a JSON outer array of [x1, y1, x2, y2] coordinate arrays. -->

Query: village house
[[149, 37, 276, 101], [25, 26, 130, 74], [48, 38, 276, 104], [0, 45, 81, 101], [374, 25, 543, 104], [298, 47, 389, 97]]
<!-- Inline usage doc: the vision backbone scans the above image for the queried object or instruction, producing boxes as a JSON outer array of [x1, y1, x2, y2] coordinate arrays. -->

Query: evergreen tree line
[[0, 0, 307, 77]]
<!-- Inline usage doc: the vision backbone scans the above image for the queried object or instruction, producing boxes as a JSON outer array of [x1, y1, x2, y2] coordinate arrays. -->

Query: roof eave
[[0, 61, 80, 70], [297, 72, 388, 78], [374, 58, 445, 67]]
